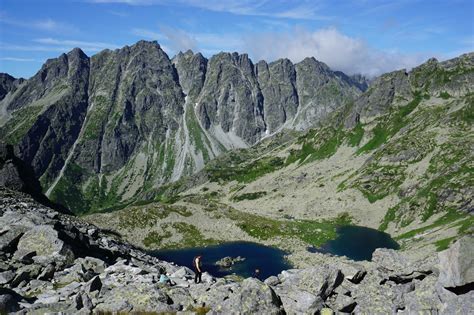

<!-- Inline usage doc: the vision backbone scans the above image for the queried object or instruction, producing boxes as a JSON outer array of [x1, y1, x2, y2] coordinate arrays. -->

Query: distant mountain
[[0, 40, 365, 213]]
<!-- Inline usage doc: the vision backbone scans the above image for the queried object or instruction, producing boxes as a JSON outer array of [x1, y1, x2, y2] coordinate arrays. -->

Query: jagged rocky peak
[[345, 69, 411, 127], [172, 49, 207, 97], [0, 73, 24, 101], [197, 50, 266, 144], [4, 47, 89, 112], [256, 58, 298, 134], [76, 38, 184, 174]]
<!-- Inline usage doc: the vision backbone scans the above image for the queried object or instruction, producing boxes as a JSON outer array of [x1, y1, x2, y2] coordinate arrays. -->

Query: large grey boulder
[[200, 278, 284, 314], [14, 225, 75, 264], [0, 271, 15, 285], [438, 235, 474, 288]]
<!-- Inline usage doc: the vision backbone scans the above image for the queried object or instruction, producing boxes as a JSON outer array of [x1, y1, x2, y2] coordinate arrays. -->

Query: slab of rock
[[372, 248, 411, 271], [14, 225, 74, 264], [208, 278, 283, 314], [0, 270, 15, 285], [438, 235, 474, 288], [0, 225, 26, 252]]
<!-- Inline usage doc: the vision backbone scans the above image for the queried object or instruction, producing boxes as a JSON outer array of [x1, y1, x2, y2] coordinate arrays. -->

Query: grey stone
[[37, 263, 56, 281], [171, 266, 194, 279], [264, 275, 280, 286], [0, 292, 21, 313], [14, 225, 75, 264], [438, 235, 474, 288], [0, 270, 15, 285]]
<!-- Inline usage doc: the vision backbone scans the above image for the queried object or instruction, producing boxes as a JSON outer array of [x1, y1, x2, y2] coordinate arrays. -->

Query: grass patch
[[357, 93, 422, 154], [207, 156, 284, 183], [395, 209, 468, 240], [347, 123, 365, 146], [434, 236, 457, 251], [379, 205, 398, 231], [226, 208, 352, 247], [439, 91, 451, 99], [0, 106, 43, 144]]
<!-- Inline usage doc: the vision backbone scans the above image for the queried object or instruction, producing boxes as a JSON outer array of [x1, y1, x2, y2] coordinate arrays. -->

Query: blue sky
[[1, 0, 473, 78]]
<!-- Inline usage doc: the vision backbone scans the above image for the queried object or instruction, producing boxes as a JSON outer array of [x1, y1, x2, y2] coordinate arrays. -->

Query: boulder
[[207, 278, 284, 314], [264, 276, 280, 286], [0, 290, 22, 313], [94, 285, 173, 313], [171, 266, 194, 279], [215, 256, 246, 268], [372, 248, 411, 271], [37, 263, 56, 281], [279, 289, 323, 314], [332, 294, 357, 313], [0, 225, 26, 252], [0, 270, 15, 285], [438, 235, 474, 288], [14, 225, 75, 264]]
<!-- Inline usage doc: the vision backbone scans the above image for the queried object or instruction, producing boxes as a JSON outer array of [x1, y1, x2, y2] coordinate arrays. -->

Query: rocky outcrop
[[438, 235, 473, 290], [0, 73, 24, 101], [215, 255, 246, 268], [0, 142, 70, 214], [1, 186, 472, 314]]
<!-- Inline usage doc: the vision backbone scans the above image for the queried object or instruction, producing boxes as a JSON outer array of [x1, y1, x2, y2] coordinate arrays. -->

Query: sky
[[1, 0, 473, 78]]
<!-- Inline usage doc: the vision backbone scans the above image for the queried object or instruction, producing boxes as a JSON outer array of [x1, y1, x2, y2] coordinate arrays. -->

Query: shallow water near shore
[[151, 241, 292, 280], [309, 225, 400, 261]]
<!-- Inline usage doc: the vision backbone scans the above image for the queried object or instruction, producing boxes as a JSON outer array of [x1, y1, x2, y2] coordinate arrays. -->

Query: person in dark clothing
[[193, 255, 203, 283], [252, 268, 261, 279]]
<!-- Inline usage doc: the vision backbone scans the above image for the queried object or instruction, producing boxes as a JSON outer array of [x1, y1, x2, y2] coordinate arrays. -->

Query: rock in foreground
[[0, 188, 472, 314]]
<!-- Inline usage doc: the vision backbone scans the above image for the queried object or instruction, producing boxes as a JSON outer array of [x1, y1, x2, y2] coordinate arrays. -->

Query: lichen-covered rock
[[14, 225, 75, 265]]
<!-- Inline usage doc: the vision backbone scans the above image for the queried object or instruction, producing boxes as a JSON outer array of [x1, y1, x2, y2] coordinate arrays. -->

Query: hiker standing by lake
[[193, 255, 203, 284]]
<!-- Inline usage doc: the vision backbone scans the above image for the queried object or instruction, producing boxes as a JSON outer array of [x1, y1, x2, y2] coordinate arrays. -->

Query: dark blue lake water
[[309, 225, 400, 261], [151, 226, 399, 279], [151, 242, 291, 280]]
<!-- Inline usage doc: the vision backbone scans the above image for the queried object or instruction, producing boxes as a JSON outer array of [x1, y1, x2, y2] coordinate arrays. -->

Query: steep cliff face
[[0, 49, 90, 193], [0, 40, 365, 213], [0, 73, 24, 101]]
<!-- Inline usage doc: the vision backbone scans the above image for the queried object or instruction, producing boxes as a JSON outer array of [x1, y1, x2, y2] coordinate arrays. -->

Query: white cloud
[[160, 26, 198, 52], [131, 28, 166, 40], [0, 15, 77, 33], [0, 57, 39, 62], [1, 38, 118, 53], [34, 38, 119, 50], [89, 0, 330, 20], [243, 27, 429, 77]]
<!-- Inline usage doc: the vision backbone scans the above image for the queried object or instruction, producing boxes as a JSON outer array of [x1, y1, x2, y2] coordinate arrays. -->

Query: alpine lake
[[151, 225, 399, 279]]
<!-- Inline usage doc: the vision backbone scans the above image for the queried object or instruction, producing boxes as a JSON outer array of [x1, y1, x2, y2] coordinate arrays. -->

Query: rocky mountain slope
[[86, 52, 473, 264], [1, 187, 472, 314], [0, 41, 365, 214]]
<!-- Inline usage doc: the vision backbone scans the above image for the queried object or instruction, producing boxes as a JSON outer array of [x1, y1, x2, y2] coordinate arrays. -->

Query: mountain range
[[0, 40, 368, 214]]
